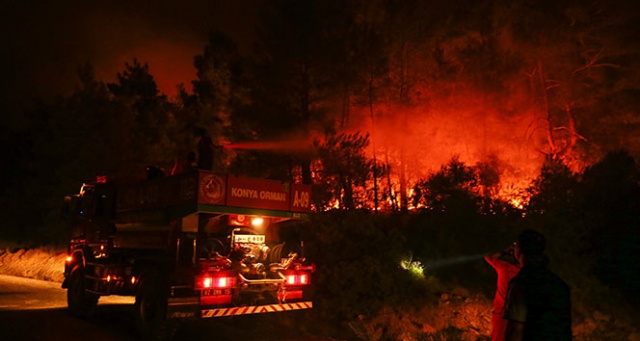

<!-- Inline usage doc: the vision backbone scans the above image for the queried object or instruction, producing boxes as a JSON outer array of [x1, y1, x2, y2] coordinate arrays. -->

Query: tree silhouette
[[107, 59, 176, 175], [247, 0, 341, 183], [191, 30, 251, 173], [314, 130, 374, 210], [581, 150, 640, 301]]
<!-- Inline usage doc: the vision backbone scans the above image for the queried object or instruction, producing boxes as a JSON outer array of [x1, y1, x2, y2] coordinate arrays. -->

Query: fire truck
[[61, 170, 314, 338]]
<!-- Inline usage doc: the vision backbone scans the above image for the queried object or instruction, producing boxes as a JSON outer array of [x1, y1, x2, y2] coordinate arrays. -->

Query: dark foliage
[[579, 150, 640, 303], [412, 157, 481, 212], [523, 150, 640, 310], [0, 62, 179, 245], [306, 211, 438, 323], [408, 157, 522, 294], [304, 150, 640, 328]]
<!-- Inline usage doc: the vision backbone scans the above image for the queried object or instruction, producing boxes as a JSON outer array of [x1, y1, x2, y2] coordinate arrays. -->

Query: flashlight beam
[[425, 253, 486, 269]]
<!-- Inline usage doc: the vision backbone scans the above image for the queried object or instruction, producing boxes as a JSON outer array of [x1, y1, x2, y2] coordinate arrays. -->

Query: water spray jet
[[222, 139, 313, 153]]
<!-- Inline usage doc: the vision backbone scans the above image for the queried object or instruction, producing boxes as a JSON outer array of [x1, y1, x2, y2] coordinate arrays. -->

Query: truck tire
[[135, 275, 178, 341], [67, 267, 98, 318]]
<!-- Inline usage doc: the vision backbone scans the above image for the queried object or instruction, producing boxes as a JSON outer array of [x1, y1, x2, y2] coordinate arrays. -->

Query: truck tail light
[[284, 271, 310, 287], [197, 271, 236, 290]]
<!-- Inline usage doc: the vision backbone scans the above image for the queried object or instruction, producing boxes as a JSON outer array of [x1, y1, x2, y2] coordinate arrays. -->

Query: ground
[[0, 247, 493, 340], [2, 247, 639, 341], [0, 247, 67, 282]]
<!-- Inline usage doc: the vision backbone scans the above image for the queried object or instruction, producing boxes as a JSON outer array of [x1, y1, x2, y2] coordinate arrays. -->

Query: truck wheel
[[135, 276, 178, 341], [67, 267, 98, 318]]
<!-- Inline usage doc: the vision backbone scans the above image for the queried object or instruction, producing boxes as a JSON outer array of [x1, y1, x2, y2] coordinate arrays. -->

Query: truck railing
[[238, 272, 287, 285]]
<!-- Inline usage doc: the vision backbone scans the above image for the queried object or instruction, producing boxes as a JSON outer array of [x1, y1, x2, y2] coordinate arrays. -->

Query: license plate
[[234, 234, 265, 244], [201, 289, 231, 296]]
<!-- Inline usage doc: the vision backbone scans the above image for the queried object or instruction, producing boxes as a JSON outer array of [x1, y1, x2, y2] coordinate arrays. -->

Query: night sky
[[1, 0, 259, 120]]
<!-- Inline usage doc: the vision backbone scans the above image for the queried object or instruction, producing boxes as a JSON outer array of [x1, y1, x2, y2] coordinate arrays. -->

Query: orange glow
[[329, 200, 340, 209], [65, 256, 72, 263], [510, 198, 524, 210], [304, 80, 564, 210], [95, 41, 200, 99], [341, 93, 552, 207], [251, 217, 264, 227]]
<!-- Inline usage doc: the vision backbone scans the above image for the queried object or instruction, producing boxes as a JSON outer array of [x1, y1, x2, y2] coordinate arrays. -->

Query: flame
[[338, 94, 550, 207], [510, 198, 524, 210]]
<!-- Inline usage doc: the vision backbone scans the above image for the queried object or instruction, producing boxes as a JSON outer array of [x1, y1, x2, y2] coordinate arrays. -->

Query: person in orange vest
[[485, 244, 520, 341]]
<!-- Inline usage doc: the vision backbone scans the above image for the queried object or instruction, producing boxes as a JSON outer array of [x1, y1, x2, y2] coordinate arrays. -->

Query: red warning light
[[229, 214, 249, 226]]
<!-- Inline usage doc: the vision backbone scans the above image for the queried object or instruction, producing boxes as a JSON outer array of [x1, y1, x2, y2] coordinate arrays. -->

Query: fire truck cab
[[61, 170, 314, 338]]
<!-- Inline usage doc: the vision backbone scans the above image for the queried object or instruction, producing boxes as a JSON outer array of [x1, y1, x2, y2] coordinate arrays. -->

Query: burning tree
[[313, 130, 378, 210]]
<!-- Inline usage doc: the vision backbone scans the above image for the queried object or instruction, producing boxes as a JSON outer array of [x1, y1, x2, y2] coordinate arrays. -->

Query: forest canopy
[[0, 0, 639, 242]]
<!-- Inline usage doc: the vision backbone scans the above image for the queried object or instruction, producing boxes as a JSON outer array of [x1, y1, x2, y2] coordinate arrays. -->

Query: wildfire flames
[[222, 96, 549, 209], [340, 94, 553, 207]]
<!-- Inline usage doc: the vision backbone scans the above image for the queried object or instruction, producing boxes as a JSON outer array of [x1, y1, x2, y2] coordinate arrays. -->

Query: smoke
[[345, 90, 547, 201]]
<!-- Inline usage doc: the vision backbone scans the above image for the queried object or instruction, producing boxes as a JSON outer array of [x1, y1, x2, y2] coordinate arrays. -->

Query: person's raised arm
[[485, 244, 515, 264]]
